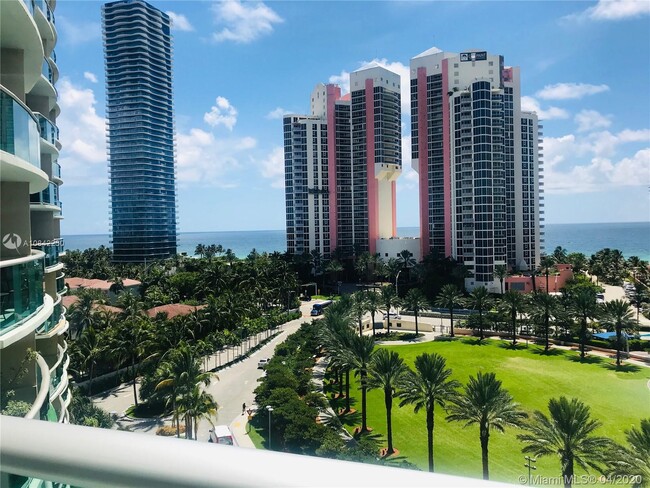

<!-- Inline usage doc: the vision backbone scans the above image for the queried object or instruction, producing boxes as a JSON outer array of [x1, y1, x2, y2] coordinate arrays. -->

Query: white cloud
[[211, 0, 283, 43], [397, 135, 418, 192], [166, 11, 194, 31], [83, 71, 98, 83], [203, 96, 238, 130], [543, 126, 650, 193], [56, 78, 107, 186], [259, 147, 285, 188], [176, 128, 256, 187], [328, 70, 350, 94], [536, 83, 609, 100], [57, 17, 101, 45], [575, 110, 611, 132], [564, 0, 650, 21], [266, 107, 291, 120], [521, 96, 570, 120]]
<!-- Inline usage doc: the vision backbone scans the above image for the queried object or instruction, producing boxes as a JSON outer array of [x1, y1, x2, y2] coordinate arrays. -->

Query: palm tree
[[368, 349, 408, 455], [343, 333, 376, 433], [602, 299, 634, 367], [493, 265, 508, 295], [404, 288, 428, 336], [351, 292, 369, 337], [366, 291, 381, 337], [181, 385, 218, 441], [540, 255, 556, 293], [447, 372, 527, 480], [398, 353, 459, 472], [156, 342, 217, 438], [68, 290, 97, 339], [110, 316, 150, 407], [552, 246, 569, 264], [607, 418, 650, 487], [464, 286, 492, 341], [380, 285, 399, 335], [325, 260, 344, 290], [434, 284, 464, 337], [572, 288, 599, 360], [530, 291, 557, 353], [194, 244, 205, 258], [74, 326, 105, 395], [501, 290, 526, 346], [518, 397, 614, 488]]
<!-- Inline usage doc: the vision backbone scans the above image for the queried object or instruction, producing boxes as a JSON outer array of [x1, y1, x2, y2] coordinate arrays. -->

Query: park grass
[[330, 339, 649, 484], [247, 423, 266, 449]]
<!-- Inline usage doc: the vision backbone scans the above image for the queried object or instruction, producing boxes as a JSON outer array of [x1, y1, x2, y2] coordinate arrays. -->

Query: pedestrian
[[242, 402, 246, 415]]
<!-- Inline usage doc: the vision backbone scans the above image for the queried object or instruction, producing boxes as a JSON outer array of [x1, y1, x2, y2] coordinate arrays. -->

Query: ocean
[[63, 222, 650, 261]]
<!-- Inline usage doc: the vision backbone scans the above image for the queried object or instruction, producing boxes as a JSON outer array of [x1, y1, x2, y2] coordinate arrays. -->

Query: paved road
[[92, 301, 316, 445]]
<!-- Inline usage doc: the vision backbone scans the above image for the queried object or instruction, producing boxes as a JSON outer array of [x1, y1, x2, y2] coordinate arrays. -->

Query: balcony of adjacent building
[[30, 181, 61, 212], [32, 0, 57, 56], [1, 1, 46, 95], [34, 112, 60, 154], [0, 251, 50, 345], [0, 89, 49, 192]]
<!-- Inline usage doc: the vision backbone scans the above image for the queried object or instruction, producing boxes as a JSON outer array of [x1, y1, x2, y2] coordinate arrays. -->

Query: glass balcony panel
[[0, 90, 41, 169], [32, 241, 63, 268], [35, 113, 58, 145], [42, 59, 54, 84], [0, 255, 45, 334], [56, 275, 65, 294], [51, 161, 61, 179]]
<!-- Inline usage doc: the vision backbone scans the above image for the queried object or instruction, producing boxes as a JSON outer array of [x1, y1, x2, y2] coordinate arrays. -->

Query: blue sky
[[54, 0, 650, 235]]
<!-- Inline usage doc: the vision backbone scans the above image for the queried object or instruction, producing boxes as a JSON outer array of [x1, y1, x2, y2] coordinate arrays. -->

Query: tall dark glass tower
[[102, 0, 177, 263]]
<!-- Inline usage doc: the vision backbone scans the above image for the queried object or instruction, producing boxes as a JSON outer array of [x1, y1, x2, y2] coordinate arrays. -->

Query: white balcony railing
[[0, 416, 508, 488]]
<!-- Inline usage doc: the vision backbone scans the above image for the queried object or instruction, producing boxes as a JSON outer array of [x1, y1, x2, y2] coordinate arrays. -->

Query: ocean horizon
[[62, 221, 650, 262]]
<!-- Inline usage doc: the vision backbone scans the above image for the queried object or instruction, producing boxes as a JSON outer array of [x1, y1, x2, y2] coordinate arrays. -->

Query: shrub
[[156, 425, 186, 436]]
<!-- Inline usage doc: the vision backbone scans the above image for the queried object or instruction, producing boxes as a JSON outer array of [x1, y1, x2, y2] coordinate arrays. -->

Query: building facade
[[103, 0, 178, 263], [284, 65, 402, 258], [410, 48, 542, 291], [0, 0, 71, 437]]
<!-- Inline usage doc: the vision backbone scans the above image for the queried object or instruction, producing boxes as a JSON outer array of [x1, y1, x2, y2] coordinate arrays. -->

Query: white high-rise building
[[285, 65, 412, 259], [410, 48, 542, 291]]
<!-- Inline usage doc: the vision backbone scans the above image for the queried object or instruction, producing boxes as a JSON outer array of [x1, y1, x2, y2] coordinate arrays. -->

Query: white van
[[209, 425, 237, 446]]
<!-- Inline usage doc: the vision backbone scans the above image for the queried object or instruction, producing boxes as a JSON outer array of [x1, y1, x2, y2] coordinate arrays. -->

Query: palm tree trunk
[[358, 318, 363, 337], [338, 370, 343, 397], [131, 355, 138, 407], [545, 314, 550, 352], [546, 272, 549, 294], [360, 370, 368, 432], [385, 389, 393, 455], [89, 362, 95, 396], [371, 312, 376, 337], [387, 317, 391, 335], [580, 319, 587, 360], [479, 311, 484, 341], [415, 312, 419, 335], [345, 369, 351, 412], [480, 427, 490, 480], [450, 309, 455, 337], [562, 454, 574, 488], [174, 398, 180, 438], [426, 405, 434, 472], [512, 310, 517, 346], [616, 326, 622, 367]]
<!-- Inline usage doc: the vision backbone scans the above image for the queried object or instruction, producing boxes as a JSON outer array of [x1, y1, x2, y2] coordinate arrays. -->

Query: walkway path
[[92, 301, 317, 446]]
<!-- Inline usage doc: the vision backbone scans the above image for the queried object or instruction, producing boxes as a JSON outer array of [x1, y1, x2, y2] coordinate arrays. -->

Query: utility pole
[[524, 456, 537, 485]]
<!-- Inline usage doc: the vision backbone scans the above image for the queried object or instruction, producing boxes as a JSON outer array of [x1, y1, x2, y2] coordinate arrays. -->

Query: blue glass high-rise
[[102, 0, 178, 262]]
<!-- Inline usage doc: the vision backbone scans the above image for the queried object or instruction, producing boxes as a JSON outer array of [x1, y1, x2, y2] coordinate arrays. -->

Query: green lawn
[[329, 339, 649, 484]]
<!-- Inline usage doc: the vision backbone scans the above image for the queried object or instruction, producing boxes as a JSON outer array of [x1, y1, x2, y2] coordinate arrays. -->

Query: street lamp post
[[266, 405, 274, 450], [395, 269, 403, 297], [524, 456, 537, 485]]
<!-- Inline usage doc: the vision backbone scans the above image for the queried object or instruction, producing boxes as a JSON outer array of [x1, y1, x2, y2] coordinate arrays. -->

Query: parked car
[[209, 425, 237, 446], [257, 358, 270, 369]]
